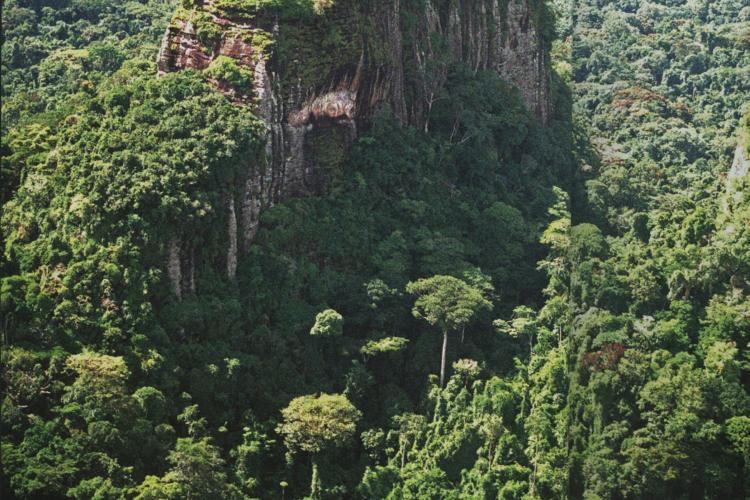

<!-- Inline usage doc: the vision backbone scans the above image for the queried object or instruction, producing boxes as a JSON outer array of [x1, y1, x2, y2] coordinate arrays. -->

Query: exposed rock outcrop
[[497, 0, 551, 122], [726, 139, 749, 208], [227, 196, 238, 279], [729, 142, 749, 183], [158, 0, 553, 295], [722, 134, 748, 235], [167, 237, 196, 297], [167, 238, 182, 299]]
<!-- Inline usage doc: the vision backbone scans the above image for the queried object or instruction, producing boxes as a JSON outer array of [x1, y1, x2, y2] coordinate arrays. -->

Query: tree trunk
[[440, 329, 449, 387], [530, 334, 534, 358], [310, 456, 321, 499]]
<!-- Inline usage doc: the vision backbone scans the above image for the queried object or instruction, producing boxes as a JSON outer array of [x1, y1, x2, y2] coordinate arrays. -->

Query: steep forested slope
[[518, 0, 750, 497], [1, 0, 749, 499], [1, 0, 173, 202]]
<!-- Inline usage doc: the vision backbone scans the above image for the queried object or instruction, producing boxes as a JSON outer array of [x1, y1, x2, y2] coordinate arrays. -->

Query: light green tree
[[310, 309, 343, 337], [494, 305, 542, 357], [406, 275, 492, 387], [277, 393, 361, 498]]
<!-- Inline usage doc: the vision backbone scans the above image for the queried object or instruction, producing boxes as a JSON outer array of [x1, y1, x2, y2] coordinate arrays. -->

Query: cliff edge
[[156, 0, 554, 292]]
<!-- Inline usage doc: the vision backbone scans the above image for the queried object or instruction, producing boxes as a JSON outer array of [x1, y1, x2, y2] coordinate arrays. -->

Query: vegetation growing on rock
[[1, 0, 749, 498]]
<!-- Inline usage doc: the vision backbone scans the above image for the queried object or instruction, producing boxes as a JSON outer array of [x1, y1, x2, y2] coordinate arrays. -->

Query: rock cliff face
[[722, 134, 748, 236], [157, 0, 552, 293], [729, 142, 749, 183], [724, 138, 749, 215]]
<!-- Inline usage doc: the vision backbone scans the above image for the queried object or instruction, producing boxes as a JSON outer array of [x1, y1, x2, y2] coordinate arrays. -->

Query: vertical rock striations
[[497, 0, 551, 123], [227, 196, 238, 279], [729, 142, 749, 183], [157, 0, 553, 295], [723, 136, 749, 219]]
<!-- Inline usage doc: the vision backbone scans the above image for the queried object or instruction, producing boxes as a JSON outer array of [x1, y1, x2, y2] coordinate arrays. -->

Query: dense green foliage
[[551, 1, 750, 496], [1, 0, 173, 206], [407, 275, 493, 386], [278, 393, 361, 497], [2, 0, 749, 499], [205, 55, 254, 90]]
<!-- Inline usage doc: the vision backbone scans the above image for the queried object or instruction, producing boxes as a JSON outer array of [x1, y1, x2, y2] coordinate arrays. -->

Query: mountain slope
[[1, 0, 748, 499]]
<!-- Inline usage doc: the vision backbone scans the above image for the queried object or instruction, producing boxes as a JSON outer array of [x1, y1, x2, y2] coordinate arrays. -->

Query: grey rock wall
[[158, 0, 552, 296]]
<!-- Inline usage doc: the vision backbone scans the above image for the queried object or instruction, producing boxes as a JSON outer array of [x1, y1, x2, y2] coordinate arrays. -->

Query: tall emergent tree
[[277, 393, 361, 498], [406, 275, 493, 387]]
